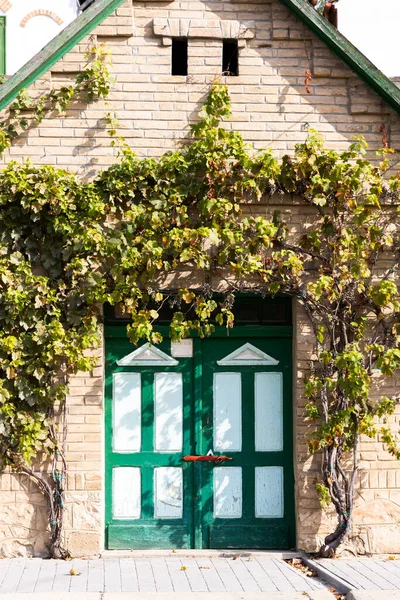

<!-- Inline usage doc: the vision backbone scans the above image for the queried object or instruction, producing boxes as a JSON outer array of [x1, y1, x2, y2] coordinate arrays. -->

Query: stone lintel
[[152, 18, 255, 41]]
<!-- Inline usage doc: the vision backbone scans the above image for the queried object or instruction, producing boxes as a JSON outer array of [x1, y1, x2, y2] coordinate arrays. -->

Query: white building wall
[[2, 0, 78, 74]]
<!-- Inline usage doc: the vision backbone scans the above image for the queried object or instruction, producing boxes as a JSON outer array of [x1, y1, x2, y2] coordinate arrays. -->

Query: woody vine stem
[[0, 50, 399, 558], [0, 45, 114, 559]]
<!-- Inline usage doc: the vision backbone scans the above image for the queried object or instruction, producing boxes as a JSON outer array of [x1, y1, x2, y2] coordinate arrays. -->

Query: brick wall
[[0, 349, 104, 557], [0, 0, 400, 557], [294, 303, 400, 555]]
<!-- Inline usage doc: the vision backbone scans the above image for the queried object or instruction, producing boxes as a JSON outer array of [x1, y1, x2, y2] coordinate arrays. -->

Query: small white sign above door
[[171, 339, 193, 358]]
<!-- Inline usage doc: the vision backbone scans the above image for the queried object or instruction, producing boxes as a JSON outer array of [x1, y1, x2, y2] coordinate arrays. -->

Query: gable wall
[[3, 0, 400, 170], [0, 0, 400, 557]]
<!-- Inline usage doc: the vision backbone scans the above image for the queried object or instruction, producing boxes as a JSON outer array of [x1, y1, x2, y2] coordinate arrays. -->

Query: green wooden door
[[105, 335, 195, 549], [105, 327, 294, 549], [196, 336, 295, 548]]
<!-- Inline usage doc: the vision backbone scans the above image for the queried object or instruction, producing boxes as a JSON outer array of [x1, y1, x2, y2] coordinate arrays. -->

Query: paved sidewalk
[[0, 554, 331, 595], [348, 592, 400, 600], [305, 557, 400, 594], [0, 593, 336, 600]]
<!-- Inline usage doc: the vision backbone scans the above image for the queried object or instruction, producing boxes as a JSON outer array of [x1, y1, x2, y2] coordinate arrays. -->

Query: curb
[[302, 556, 353, 595]]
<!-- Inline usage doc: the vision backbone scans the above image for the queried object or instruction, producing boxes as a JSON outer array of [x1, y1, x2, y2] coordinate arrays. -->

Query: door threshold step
[[101, 549, 303, 559]]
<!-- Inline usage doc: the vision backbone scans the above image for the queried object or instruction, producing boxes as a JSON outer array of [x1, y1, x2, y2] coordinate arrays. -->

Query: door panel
[[213, 467, 243, 518], [112, 467, 141, 519], [199, 337, 294, 549], [255, 466, 284, 518], [214, 372, 242, 451], [105, 338, 194, 549], [154, 467, 183, 518], [254, 372, 283, 452], [105, 329, 294, 550], [113, 373, 141, 452], [154, 372, 183, 451]]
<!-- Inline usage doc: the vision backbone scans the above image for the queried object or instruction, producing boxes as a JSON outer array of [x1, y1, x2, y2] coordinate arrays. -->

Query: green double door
[[105, 328, 295, 549]]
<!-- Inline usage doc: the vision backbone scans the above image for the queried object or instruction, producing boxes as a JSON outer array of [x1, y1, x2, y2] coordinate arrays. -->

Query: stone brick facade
[[0, 0, 400, 557]]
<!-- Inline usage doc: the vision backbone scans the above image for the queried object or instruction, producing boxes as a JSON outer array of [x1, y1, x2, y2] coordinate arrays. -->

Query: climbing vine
[[0, 80, 399, 557], [0, 43, 114, 558], [0, 45, 113, 156]]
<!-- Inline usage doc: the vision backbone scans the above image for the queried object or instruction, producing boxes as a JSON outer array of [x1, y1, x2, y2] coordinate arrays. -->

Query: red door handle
[[183, 455, 233, 464]]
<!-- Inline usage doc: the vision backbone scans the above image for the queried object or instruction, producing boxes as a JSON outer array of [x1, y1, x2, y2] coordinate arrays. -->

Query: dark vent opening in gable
[[172, 39, 188, 76], [222, 39, 239, 76]]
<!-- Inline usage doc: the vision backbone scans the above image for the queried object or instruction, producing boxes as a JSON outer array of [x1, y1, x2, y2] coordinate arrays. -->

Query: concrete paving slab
[[304, 557, 400, 594], [307, 593, 339, 600], [0, 556, 329, 595], [347, 591, 400, 600], [0, 593, 336, 600], [303, 557, 352, 595], [101, 550, 303, 559]]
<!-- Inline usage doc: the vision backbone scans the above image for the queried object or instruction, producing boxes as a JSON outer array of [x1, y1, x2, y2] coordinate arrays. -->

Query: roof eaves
[[0, 0, 126, 111], [279, 0, 400, 115]]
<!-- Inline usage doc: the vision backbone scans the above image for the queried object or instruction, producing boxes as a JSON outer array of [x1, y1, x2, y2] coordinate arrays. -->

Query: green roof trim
[[0, 0, 126, 111], [279, 0, 400, 114], [0, 0, 400, 115]]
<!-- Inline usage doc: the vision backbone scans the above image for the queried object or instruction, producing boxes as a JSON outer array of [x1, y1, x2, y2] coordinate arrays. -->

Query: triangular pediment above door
[[116, 343, 179, 366], [217, 343, 279, 366]]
